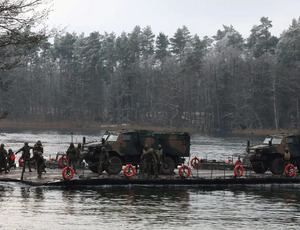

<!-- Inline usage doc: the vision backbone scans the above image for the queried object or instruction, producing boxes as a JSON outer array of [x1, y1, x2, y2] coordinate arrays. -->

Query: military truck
[[82, 130, 190, 175], [246, 133, 300, 175]]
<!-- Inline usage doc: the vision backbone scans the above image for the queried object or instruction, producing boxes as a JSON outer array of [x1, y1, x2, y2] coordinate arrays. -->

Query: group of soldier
[[0, 140, 46, 178], [66, 142, 82, 174], [140, 144, 164, 178], [0, 141, 83, 179], [96, 144, 164, 178], [0, 144, 15, 173]]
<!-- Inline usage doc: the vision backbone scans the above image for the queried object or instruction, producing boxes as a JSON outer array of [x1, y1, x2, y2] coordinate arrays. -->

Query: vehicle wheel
[[107, 156, 122, 175], [88, 162, 99, 173], [251, 161, 268, 174], [161, 157, 175, 175], [270, 157, 284, 175]]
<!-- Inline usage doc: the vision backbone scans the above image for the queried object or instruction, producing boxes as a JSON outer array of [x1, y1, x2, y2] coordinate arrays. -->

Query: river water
[[0, 129, 299, 230]]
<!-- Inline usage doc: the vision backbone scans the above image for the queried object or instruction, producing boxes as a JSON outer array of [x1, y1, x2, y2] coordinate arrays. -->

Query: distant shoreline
[[0, 119, 297, 135]]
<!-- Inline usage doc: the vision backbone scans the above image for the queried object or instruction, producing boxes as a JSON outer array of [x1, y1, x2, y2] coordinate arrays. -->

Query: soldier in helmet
[[98, 147, 109, 175], [283, 148, 291, 165], [33, 140, 46, 173], [66, 142, 77, 173], [7, 149, 16, 169], [0, 144, 8, 173], [154, 144, 164, 176], [141, 145, 157, 178], [30, 150, 46, 179], [15, 142, 33, 172], [33, 140, 44, 154]]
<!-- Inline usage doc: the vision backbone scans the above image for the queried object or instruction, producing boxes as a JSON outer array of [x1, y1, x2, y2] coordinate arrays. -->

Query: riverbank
[[0, 119, 297, 135]]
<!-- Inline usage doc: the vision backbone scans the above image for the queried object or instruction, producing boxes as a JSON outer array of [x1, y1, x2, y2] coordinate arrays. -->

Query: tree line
[[1, 14, 300, 132]]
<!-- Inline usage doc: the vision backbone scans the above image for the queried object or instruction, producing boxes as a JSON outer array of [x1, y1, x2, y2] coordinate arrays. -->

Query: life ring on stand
[[62, 167, 74, 180], [285, 164, 296, 177], [18, 156, 23, 167], [190, 157, 200, 168], [235, 159, 242, 166], [11, 155, 16, 160], [123, 164, 135, 178], [234, 164, 244, 177], [178, 165, 191, 178], [58, 156, 68, 168]]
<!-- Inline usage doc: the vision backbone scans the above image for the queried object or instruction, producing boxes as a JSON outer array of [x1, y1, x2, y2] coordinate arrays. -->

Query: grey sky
[[48, 0, 300, 38]]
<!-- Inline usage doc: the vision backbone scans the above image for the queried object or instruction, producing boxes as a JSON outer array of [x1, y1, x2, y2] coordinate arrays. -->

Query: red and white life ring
[[18, 156, 23, 167], [234, 164, 244, 177], [58, 156, 68, 168], [190, 157, 200, 168], [178, 165, 191, 178], [235, 159, 242, 166], [285, 164, 296, 177], [123, 164, 135, 178], [62, 166, 74, 180]]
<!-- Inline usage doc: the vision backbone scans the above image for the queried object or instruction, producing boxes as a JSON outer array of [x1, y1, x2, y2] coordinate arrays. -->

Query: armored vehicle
[[246, 134, 300, 175], [82, 130, 190, 175]]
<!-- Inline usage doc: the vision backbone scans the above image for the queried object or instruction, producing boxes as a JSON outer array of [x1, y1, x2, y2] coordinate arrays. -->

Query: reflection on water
[[0, 183, 299, 229]]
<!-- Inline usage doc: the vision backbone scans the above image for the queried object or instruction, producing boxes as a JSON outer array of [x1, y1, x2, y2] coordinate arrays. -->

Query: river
[[0, 129, 299, 230]]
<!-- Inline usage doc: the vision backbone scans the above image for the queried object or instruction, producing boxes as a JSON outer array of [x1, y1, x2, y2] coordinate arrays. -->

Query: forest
[[1, 7, 300, 132]]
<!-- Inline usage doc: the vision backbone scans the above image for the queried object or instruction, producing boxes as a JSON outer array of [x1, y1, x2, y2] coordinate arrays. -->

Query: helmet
[[25, 142, 28, 146], [37, 140, 42, 145], [158, 144, 162, 149], [0, 144, 4, 148]]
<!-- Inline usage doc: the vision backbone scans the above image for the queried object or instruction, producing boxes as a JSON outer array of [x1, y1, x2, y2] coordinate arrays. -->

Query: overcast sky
[[47, 0, 300, 39]]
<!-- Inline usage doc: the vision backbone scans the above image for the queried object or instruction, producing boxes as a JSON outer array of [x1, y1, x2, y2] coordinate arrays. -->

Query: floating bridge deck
[[0, 164, 300, 187]]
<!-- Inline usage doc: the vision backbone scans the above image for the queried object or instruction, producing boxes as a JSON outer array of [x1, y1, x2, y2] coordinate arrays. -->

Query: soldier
[[141, 146, 157, 178], [154, 144, 164, 175], [33, 140, 44, 153], [30, 150, 46, 179], [7, 149, 16, 169], [15, 142, 33, 172], [140, 145, 149, 176], [0, 144, 8, 173], [98, 147, 109, 175], [75, 143, 82, 169], [283, 148, 290, 165], [66, 142, 77, 173]]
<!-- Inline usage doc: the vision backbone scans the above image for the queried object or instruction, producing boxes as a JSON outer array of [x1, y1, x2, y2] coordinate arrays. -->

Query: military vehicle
[[245, 133, 300, 175], [82, 130, 190, 175]]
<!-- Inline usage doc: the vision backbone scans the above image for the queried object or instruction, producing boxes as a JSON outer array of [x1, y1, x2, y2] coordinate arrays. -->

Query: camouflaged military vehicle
[[82, 130, 190, 175], [246, 134, 300, 175]]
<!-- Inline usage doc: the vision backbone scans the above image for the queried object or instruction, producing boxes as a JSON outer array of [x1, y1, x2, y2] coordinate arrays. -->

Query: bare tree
[[0, 0, 51, 119]]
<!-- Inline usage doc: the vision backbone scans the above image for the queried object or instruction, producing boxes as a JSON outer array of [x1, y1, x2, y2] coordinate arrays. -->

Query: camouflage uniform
[[140, 145, 149, 175], [98, 147, 109, 175], [0, 144, 8, 173], [154, 144, 164, 175], [75, 143, 82, 170], [7, 149, 16, 169], [30, 150, 46, 178], [66, 142, 77, 173], [15, 142, 33, 172], [33, 140, 44, 154], [141, 147, 157, 178], [284, 148, 290, 165]]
